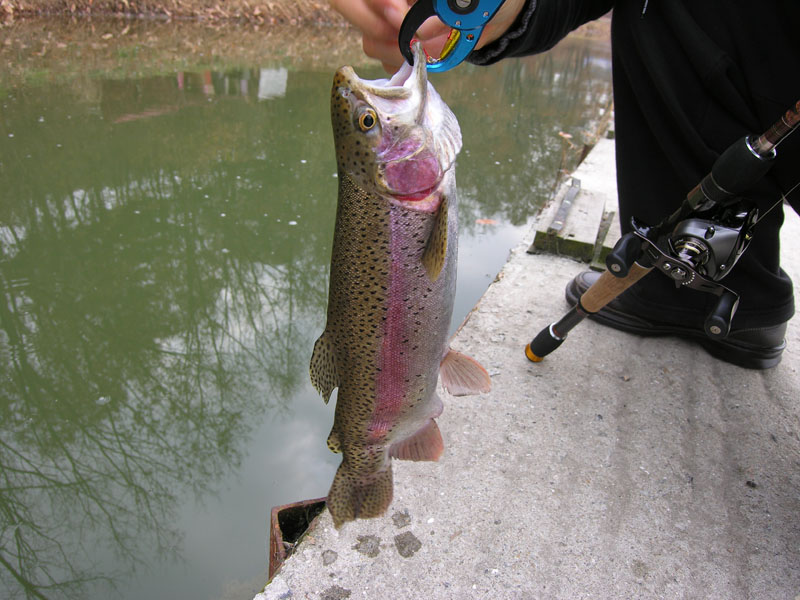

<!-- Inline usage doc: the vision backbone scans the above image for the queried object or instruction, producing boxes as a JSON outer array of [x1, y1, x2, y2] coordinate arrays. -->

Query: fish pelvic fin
[[327, 464, 393, 529], [389, 418, 444, 461], [440, 348, 492, 396], [327, 428, 342, 453], [309, 331, 338, 403], [421, 193, 448, 282]]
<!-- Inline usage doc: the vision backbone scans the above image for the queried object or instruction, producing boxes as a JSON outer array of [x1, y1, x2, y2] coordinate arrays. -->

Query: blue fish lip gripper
[[398, 0, 507, 72]]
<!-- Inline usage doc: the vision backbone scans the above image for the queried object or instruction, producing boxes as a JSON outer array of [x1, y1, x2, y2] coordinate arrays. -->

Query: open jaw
[[357, 41, 428, 101], [353, 44, 442, 202], [348, 42, 453, 206]]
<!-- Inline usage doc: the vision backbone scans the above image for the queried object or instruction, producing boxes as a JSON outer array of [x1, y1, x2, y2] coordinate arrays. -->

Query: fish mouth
[[355, 42, 428, 111], [387, 41, 428, 105], [367, 44, 444, 201]]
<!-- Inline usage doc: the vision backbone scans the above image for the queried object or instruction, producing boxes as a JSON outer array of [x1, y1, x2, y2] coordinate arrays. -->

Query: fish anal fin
[[421, 194, 448, 281], [327, 464, 393, 529], [389, 419, 444, 462], [309, 331, 338, 403], [440, 348, 491, 396]]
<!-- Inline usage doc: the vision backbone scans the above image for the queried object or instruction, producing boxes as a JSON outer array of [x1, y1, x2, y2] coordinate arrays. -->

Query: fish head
[[331, 42, 461, 209]]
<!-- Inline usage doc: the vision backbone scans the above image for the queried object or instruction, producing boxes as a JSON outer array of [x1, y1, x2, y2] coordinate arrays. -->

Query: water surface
[[0, 24, 612, 600]]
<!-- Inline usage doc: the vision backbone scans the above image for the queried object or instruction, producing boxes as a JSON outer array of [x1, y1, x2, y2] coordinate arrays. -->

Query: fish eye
[[358, 109, 377, 132]]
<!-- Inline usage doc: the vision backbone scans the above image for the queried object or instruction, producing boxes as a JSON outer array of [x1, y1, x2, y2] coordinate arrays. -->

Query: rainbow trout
[[310, 43, 491, 529]]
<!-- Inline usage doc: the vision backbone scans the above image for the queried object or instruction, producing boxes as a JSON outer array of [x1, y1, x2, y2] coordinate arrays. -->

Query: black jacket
[[471, 0, 799, 327]]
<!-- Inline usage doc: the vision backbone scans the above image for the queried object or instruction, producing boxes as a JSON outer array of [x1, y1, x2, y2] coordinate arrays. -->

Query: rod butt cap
[[525, 344, 543, 363]]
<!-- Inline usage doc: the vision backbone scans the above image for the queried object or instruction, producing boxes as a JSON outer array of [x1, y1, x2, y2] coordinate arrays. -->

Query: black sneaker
[[566, 271, 787, 369]]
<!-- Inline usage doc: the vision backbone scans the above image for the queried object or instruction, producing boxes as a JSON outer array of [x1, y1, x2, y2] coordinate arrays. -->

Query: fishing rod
[[525, 99, 800, 362]]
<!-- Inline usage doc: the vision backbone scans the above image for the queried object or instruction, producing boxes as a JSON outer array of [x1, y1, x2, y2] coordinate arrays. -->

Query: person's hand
[[329, 0, 527, 72]]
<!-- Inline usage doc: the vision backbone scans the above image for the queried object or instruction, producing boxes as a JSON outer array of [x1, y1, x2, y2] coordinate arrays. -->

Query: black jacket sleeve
[[468, 0, 615, 65]]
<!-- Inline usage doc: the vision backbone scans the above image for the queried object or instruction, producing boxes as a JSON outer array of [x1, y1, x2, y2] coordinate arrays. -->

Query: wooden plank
[[530, 137, 619, 264], [547, 177, 581, 236], [591, 208, 622, 271]]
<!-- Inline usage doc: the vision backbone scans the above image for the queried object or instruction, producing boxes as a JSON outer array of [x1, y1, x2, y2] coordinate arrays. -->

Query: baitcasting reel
[[606, 202, 758, 338]]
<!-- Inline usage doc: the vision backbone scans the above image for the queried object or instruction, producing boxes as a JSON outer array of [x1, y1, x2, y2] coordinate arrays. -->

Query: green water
[[0, 28, 611, 600]]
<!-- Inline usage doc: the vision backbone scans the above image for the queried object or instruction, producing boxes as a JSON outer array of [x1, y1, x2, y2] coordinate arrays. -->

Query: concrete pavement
[[257, 138, 800, 600]]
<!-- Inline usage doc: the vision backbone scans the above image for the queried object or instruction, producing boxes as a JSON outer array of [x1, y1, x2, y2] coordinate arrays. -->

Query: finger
[[329, 0, 399, 41], [408, 14, 450, 41], [383, 1, 451, 42], [414, 32, 450, 61], [363, 35, 406, 71]]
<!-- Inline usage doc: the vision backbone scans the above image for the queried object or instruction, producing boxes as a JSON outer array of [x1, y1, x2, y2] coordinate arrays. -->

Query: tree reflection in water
[[0, 68, 333, 599], [0, 34, 611, 600]]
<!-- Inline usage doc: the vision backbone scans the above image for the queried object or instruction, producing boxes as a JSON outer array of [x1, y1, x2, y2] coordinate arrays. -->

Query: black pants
[[610, 1, 799, 330]]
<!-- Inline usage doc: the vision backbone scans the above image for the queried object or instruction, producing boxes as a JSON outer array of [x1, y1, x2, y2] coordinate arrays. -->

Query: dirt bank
[[2, 0, 611, 34], [1, 0, 344, 24], [0, 19, 373, 89]]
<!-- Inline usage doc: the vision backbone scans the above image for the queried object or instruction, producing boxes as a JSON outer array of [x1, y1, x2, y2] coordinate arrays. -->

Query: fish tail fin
[[327, 464, 393, 529], [440, 348, 491, 396], [390, 419, 444, 461]]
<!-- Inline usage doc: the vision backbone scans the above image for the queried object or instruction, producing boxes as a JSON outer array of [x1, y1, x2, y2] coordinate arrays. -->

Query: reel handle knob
[[704, 290, 739, 339], [605, 233, 642, 278]]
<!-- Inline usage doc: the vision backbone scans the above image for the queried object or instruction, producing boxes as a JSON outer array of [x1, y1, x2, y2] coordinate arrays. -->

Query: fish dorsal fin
[[421, 193, 448, 281], [440, 348, 491, 396], [389, 418, 444, 462], [309, 331, 339, 404]]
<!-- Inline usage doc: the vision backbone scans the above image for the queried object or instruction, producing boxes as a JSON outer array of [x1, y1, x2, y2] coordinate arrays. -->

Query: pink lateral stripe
[[369, 213, 413, 442]]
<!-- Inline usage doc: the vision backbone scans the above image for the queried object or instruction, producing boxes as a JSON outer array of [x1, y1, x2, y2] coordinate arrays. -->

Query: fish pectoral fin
[[327, 464, 393, 529], [309, 331, 339, 404], [421, 193, 448, 281], [440, 348, 492, 396], [389, 419, 444, 462]]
